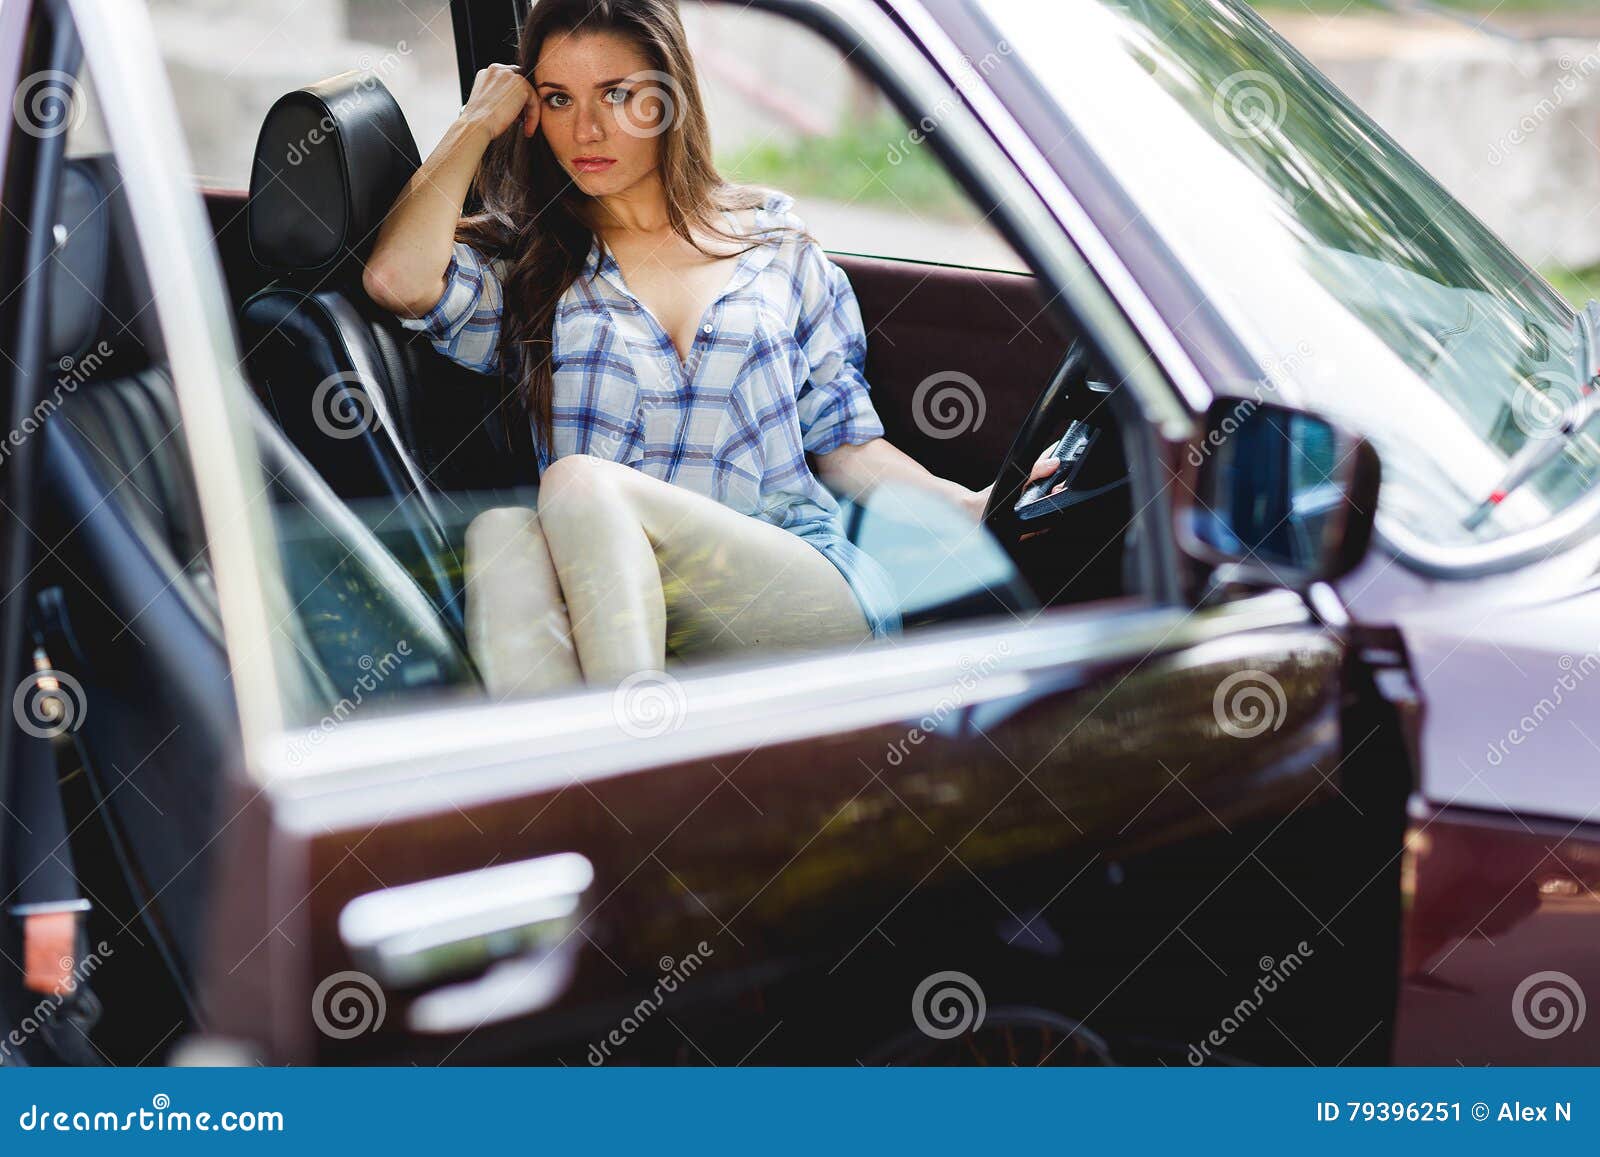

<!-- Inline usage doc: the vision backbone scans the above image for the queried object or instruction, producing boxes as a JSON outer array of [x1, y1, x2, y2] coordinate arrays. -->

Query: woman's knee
[[539, 453, 649, 532], [465, 505, 540, 554]]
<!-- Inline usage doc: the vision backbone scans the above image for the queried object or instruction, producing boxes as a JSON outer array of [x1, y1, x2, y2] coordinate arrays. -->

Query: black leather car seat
[[35, 154, 475, 998], [238, 71, 537, 643]]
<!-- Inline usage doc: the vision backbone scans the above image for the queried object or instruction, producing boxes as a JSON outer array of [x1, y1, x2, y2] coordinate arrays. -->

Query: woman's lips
[[572, 157, 616, 173]]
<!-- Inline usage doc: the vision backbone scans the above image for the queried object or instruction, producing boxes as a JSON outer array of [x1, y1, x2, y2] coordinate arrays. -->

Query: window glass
[[225, 1, 1135, 736], [683, 4, 1026, 272], [981, 0, 1598, 547]]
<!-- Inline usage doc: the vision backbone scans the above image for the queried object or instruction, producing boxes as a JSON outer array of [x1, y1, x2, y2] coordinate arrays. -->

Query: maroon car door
[[194, 588, 1347, 1063]]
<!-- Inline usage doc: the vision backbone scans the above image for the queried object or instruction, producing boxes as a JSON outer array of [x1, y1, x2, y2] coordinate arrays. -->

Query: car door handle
[[338, 852, 594, 999]]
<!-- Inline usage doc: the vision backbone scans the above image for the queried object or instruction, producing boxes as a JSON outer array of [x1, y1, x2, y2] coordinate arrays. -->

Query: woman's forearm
[[813, 437, 971, 509], [362, 115, 495, 316]]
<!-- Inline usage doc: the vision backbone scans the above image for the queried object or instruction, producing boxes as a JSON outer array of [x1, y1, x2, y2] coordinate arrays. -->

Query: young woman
[[363, 0, 1058, 695]]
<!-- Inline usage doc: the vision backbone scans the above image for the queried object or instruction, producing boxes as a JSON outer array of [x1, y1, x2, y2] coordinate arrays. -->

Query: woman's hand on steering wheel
[[961, 447, 1063, 527]]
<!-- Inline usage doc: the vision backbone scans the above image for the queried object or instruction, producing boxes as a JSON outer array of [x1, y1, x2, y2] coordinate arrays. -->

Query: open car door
[[33, 0, 1397, 1069]]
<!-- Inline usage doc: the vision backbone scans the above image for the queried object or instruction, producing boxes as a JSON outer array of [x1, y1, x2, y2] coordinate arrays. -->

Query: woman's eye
[[603, 87, 629, 105], [543, 93, 570, 108]]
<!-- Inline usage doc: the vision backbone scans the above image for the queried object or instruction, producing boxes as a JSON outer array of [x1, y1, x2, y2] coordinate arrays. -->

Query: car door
[[192, 588, 1346, 1066], [59, 0, 1370, 1067]]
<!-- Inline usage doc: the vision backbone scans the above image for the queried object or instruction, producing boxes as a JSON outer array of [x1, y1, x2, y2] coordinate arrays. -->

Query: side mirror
[[1178, 398, 1381, 590]]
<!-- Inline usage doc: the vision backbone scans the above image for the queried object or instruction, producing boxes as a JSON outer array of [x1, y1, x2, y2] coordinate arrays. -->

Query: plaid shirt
[[399, 190, 900, 640]]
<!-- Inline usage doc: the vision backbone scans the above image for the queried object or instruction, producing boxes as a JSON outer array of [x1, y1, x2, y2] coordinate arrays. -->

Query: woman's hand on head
[[463, 63, 541, 141]]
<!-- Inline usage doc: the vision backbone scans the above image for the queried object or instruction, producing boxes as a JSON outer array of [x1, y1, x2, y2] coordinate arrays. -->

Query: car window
[[683, 4, 1027, 273], [979, 0, 1599, 548], [227, 2, 1139, 739], [146, 0, 460, 188]]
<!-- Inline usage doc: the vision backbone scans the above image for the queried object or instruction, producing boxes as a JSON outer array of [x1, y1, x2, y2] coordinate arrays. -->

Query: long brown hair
[[457, 0, 804, 463]]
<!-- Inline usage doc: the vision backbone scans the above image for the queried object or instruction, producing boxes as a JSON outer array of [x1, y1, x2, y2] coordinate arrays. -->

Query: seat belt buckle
[[11, 900, 91, 996]]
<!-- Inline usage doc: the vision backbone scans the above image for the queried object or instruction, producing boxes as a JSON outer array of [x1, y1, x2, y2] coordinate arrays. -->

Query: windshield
[[979, 0, 1600, 547]]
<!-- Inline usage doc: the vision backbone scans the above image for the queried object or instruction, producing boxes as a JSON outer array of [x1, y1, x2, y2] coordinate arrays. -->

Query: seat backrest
[[239, 72, 537, 640], [37, 155, 475, 991]]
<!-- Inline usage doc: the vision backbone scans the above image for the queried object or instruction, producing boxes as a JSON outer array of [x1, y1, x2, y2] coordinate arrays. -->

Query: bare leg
[[462, 506, 584, 698], [536, 453, 869, 684], [532, 457, 668, 684]]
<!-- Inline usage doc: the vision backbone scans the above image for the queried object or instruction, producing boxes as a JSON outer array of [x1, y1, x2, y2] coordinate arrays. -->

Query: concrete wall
[[1271, 12, 1600, 269]]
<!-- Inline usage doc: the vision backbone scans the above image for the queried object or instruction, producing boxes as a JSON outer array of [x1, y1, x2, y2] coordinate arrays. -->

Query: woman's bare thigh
[[591, 456, 871, 658]]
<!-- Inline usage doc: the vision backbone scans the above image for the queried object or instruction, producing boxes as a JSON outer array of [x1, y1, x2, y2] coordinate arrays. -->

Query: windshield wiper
[[1463, 300, 1600, 532], [1463, 382, 1600, 531]]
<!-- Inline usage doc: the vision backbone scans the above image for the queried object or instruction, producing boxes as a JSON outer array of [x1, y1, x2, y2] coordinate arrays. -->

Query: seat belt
[[1, 602, 106, 1065], [6, 599, 90, 999]]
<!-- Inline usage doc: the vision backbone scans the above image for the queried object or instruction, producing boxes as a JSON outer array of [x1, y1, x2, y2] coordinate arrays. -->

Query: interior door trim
[[263, 590, 1311, 832]]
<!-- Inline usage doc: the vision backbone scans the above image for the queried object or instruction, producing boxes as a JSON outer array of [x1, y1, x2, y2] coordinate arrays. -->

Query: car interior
[[8, 30, 1146, 1063]]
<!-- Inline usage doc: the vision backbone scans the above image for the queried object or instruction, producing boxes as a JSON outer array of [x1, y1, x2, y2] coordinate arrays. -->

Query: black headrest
[[247, 71, 420, 277], [46, 158, 110, 364], [47, 155, 153, 371]]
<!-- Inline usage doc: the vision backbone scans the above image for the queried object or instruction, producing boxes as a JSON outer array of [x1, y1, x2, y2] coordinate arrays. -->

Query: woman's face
[[533, 29, 672, 198]]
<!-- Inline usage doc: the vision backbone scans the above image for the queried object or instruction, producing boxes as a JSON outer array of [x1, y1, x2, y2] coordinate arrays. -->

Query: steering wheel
[[982, 340, 1092, 544]]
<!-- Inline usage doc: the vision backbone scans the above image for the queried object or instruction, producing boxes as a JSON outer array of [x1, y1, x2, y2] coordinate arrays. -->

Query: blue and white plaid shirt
[[398, 190, 900, 640]]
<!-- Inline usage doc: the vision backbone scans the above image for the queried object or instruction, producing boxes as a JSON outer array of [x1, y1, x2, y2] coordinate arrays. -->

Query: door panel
[[833, 254, 1076, 489], [199, 592, 1350, 1062]]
